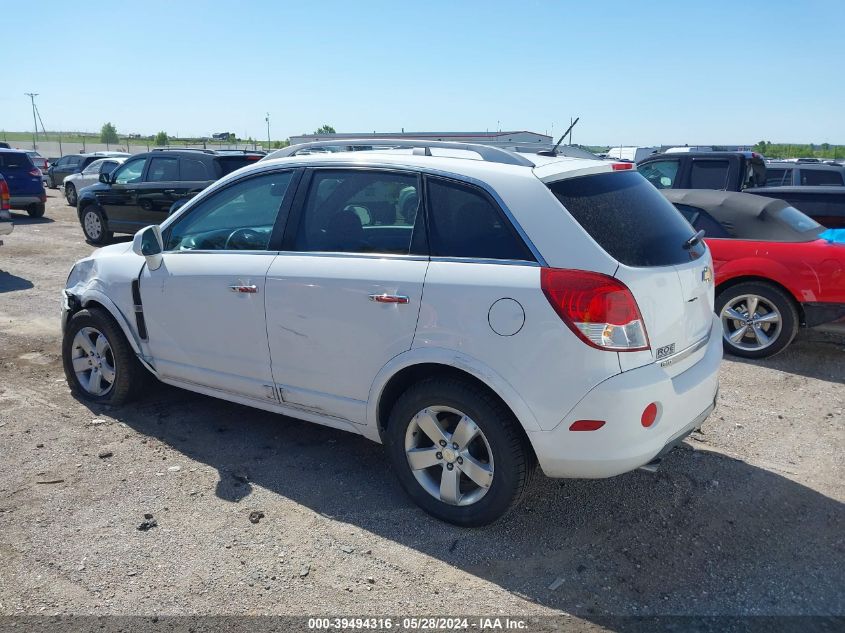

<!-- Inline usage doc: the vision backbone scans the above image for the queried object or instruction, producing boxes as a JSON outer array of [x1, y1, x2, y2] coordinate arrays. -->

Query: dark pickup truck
[[638, 151, 845, 228], [743, 186, 845, 229], [637, 151, 767, 192]]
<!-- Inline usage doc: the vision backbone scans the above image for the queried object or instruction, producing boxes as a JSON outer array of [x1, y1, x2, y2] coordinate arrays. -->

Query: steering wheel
[[224, 228, 263, 250]]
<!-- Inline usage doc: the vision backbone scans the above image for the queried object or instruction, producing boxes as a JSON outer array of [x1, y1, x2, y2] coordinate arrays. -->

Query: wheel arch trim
[[71, 289, 150, 367], [365, 347, 542, 443]]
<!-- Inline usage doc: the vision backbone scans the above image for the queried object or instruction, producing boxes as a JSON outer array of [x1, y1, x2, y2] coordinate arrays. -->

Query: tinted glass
[[672, 204, 731, 238], [801, 169, 844, 186], [294, 170, 419, 254], [217, 156, 262, 177], [0, 152, 34, 170], [181, 158, 210, 181], [426, 178, 532, 260], [146, 157, 179, 182], [689, 160, 730, 189], [637, 160, 679, 189], [548, 171, 704, 267], [100, 161, 118, 174], [765, 168, 792, 187], [113, 157, 147, 184], [165, 171, 293, 251]]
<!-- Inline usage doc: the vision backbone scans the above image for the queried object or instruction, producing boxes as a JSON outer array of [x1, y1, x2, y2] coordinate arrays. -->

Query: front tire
[[27, 203, 45, 218], [716, 281, 799, 358], [80, 204, 113, 244], [62, 307, 145, 405], [385, 378, 535, 526], [65, 183, 77, 206]]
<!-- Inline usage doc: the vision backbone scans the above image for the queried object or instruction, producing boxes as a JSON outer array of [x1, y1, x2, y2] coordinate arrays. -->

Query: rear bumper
[[529, 314, 722, 478], [10, 195, 43, 208]]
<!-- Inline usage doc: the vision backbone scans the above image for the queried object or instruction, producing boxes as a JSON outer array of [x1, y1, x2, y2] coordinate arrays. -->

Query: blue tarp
[[819, 229, 845, 244]]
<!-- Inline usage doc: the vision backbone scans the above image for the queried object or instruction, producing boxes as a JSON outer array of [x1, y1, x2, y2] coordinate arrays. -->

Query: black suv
[[76, 149, 263, 243], [47, 152, 130, 189]]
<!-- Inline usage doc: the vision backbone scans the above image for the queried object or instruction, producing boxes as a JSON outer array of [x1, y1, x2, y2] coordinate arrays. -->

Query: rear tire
[[27, 203, 45, 218], [62, 307, 146, 406], [65, 183, 77, 206], [80, 204, 113, 244], [716, 281, 799, 358], [385, 377, 535, 526]]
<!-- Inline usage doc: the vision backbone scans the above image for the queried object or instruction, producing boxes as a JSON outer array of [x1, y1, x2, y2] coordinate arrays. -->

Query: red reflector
[[611, 162, 633, 170], [641, 403, 658, 427], [0, 179, 10, 210], [569, 419, 606, 432]]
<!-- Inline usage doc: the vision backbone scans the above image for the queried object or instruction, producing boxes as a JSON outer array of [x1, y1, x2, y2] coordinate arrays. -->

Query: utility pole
[[265, 113, 271, 150], [25, 93, 39, 150]]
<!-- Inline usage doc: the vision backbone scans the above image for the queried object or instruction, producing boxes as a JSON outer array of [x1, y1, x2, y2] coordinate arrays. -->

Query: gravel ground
[[0, 192, 843, 626]]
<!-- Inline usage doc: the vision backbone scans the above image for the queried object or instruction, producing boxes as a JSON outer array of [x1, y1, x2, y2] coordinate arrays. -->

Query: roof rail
[[265, 139, 536, 167], [151, 147, 216, 154]]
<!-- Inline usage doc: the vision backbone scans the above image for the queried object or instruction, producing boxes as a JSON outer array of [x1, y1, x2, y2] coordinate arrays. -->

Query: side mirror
[[132, 225, 164, 270], [99, 172, 112, 184]]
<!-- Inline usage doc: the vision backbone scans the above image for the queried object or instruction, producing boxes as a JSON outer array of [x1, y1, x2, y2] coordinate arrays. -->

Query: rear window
[[548, 171, 704, 267], [217, 156, 262, 177], [765, 168, 792, 187], [0, 152, 35, 170]]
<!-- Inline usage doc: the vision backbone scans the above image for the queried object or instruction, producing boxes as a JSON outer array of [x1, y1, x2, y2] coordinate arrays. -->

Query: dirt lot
[[1, 191, 843, 626]]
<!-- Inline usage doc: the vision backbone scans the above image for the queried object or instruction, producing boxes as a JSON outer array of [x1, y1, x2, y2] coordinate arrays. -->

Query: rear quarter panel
[[708, 238, 845, 304]]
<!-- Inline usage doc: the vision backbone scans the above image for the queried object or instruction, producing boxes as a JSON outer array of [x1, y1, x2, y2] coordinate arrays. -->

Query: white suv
[[61, 140, 721, 526]]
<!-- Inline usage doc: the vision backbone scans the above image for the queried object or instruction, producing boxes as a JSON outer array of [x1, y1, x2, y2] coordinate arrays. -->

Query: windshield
[[548, 171, 704, 267]]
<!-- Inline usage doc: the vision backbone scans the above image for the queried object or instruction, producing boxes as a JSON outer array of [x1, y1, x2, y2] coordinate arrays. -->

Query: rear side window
[[690, 160, 730, 189], [548, 171, 704, 267], [637, 159, 679, 189], [673, 203, 732, 238], [0, 153, 34, 169], [426, 178, 533, 261], [146, 157, 179, 182], [293, 169, 420, 255], [801, 169, 843, 186], [181, 158, 210, 181]]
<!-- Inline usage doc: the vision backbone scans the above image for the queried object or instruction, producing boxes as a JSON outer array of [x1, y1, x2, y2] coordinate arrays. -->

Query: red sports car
[[663, 189, 845, 358]]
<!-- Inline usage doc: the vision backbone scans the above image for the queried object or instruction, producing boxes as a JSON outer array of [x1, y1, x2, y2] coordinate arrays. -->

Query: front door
[[96, 155, 147, 230], [140, 168, 298, 402], [265, 168, 427, 423]]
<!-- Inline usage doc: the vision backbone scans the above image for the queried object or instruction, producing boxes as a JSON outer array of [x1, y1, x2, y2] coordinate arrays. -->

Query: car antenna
[[538, 117, 579, 157]]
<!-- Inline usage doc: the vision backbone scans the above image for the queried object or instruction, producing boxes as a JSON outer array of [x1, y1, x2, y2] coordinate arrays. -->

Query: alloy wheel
[[83, 210, 102, 240], [70, 327, 116, 396], [720, 294, 782, 352], [404, 406, 494, 506]]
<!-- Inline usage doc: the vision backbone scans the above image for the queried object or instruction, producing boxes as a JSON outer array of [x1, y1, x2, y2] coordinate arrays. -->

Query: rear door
[[547, 171, 714, 375], [264, 167, 427, 423]]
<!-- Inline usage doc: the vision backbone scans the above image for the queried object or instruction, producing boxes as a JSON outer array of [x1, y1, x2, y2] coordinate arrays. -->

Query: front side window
[[146, 157, 179, 182], [689, 160, 730, 189], [293, 170, 419, 255], [100, 161, 118, 174], [426, 178, 533, 260], [113, 157, 147, 184], [164, 171, 294, 251], [637, 159, 679, 189]]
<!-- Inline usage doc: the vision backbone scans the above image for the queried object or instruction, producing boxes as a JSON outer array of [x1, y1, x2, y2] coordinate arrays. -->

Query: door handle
[[164, 189, 176, 194], [369, 293, 409, 304], [229, 284, 258, 294]]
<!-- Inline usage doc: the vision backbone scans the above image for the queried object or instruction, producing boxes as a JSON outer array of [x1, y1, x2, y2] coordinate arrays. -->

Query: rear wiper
[[683, 229, 706, 250]]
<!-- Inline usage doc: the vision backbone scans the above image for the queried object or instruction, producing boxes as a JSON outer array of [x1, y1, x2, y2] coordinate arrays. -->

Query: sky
[[2, 0, 844, 146]]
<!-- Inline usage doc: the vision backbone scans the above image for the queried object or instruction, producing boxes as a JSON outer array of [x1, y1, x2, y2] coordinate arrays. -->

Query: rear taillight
[[0, 179, 10, 211], [29, 168, 41, 177], [541, 268, 650, 352]]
